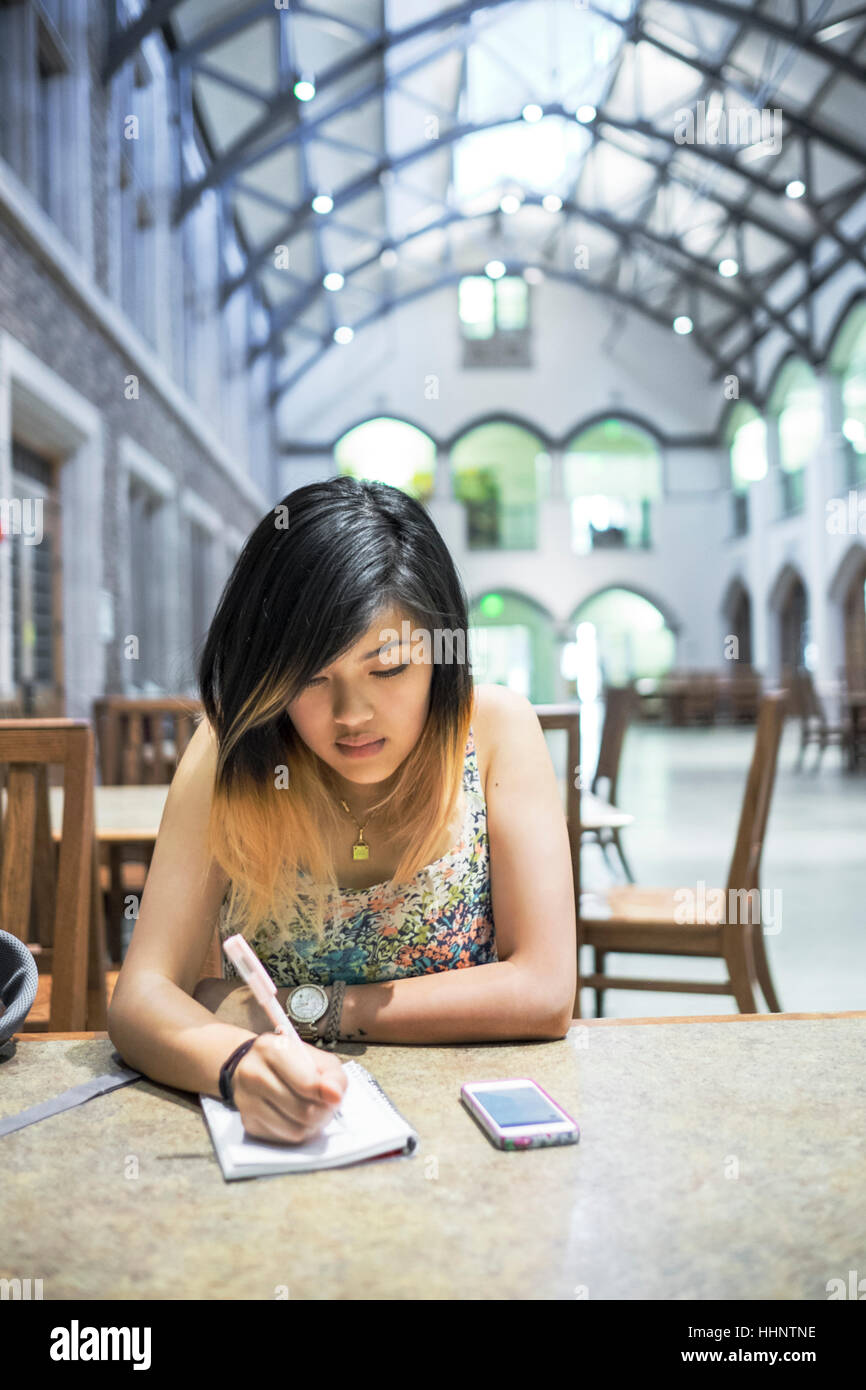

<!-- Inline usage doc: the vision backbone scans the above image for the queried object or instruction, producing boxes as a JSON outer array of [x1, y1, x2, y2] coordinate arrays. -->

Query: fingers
[[233, 1037, 344, 1139], [261, 1034, 346, 1104], [244, 1092, 332, 1145], [258, 1034, 322, 1099]]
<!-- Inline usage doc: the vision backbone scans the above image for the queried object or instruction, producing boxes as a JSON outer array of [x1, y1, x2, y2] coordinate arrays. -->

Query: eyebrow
[[360, 639, 402, 660]]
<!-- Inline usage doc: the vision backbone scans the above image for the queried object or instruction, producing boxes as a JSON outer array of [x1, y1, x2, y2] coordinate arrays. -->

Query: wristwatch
[[285, 983, 329, 1042]]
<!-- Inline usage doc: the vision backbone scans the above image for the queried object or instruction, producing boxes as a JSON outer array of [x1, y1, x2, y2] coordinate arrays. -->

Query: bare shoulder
[[471, 684, 538, 797], [166, 711, 219, 802]]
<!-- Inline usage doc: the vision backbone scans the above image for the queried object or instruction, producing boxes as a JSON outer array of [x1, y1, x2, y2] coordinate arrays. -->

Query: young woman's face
[[286, 605, 433, 790]]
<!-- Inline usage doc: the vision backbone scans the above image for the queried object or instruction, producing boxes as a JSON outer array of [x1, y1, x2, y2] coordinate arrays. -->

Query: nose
[[330, 683, 375, 726]]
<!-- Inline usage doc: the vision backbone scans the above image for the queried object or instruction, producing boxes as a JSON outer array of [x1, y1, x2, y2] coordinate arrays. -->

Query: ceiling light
[[485, 260, 506, 279], [312, 193, 333, 214], [814, 17, 861, 42], [499, 193, 522, 214], [522, 104, 543, 123], [718, 258, 739, 277], [575, 104, 597, 123], [323, 272, 344, 291], [334, 325, 354, 344], [785, 179, 806, 199], [673, 315, 693, 334], [542, 194, 562, 212], [294, 79, 316, 101]]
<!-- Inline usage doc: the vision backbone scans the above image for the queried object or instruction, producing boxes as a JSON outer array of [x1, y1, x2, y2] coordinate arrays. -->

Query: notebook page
[[199, 1061, 413, 1175]]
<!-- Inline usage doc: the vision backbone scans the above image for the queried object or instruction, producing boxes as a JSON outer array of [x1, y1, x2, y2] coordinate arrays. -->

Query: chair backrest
[[93, 696, 202, 786], [592, 685, 635, 804], [684, 671, 719, 721], [785, 668, 820, 722], [726, 667, 762, 720], [726, 691, 788, 897], [533, 703, 581, 912], [0, 720, 95, 1030]]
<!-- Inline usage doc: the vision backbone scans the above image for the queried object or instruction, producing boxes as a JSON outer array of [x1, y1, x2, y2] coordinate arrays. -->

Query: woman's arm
[[195, 966, 555, 1043], [107, 719, 260, 1096]]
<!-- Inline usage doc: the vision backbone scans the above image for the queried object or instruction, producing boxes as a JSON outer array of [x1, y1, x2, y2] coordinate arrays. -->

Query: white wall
[[276, 278, 725, 442], [275, 261, 866, 705]]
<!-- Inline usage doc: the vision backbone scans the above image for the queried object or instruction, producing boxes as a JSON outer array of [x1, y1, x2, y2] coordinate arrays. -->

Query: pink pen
[[222, 934, 306, 1053]]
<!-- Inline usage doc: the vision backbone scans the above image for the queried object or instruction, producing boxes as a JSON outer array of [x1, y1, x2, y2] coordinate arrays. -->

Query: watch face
[[291, 985, 327, 1021]]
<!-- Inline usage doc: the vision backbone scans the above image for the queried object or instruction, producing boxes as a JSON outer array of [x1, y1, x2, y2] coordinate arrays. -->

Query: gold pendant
[[352, 840, 369, 861]]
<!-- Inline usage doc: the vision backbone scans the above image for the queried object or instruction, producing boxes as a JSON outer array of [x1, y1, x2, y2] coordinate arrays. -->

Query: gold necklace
[[338, 798, 378, 861]]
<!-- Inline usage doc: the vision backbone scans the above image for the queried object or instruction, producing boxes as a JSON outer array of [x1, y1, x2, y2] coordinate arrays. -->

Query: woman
[[108, 477, 576, 1145]]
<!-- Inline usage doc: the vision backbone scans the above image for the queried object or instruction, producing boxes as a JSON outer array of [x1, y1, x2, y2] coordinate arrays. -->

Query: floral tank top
[[217, 726, 497, 987]]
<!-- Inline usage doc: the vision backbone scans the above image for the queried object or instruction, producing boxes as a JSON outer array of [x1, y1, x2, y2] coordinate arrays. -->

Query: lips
[[336, 737, 383, 748]]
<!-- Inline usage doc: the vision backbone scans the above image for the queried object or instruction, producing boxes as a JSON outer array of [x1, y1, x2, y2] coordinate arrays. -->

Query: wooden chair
[[578, 691, 787, 1018], [683, 671, 719, 725], [786, 669, 850, 770], [725, 667, 762, 723], [92, 696, 202, 964], [532, 704, 581, 1018], [0, 720, 108, 1031], [582, 685, 636, 882]]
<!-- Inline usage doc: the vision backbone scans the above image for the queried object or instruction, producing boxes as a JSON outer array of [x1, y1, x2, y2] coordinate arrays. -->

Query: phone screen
[[473, 1085, 565, 1127]]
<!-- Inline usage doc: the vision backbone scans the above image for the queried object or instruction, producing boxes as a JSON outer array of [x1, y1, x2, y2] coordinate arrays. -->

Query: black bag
[[0, 929, 39, 1055]]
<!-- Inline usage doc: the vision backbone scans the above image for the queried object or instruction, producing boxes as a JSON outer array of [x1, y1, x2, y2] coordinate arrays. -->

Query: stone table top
[[2, 1015, 864, 1299]]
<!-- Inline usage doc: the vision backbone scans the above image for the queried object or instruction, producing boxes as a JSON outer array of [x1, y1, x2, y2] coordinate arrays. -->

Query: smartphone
[[460, 1078, 580, 1151]]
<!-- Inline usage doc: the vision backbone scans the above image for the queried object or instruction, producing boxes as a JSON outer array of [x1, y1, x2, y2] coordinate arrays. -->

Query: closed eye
[[373, 663, 409, 679], [304, 663, 409, 688]]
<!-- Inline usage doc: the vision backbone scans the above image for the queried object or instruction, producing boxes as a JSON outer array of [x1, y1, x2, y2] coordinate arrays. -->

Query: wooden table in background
[[578, 791, 634, 832], [42, 786, 634, 840], [47, 784, 168, 844]]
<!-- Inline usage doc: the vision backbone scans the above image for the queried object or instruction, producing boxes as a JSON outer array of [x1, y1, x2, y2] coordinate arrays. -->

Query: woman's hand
[[231, 1033, 348, 1144]]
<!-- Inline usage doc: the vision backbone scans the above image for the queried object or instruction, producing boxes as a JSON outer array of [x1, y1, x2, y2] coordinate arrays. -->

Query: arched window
[[334, 417, 435, 499], [469, 591, 556, 703], [564, 419, 661, 555], [830, 302, 866, 488], [451, 422, 548, 550], [768, 359, 822, 516], [725, 401, 767, 537], [570, 588, 675, 695]]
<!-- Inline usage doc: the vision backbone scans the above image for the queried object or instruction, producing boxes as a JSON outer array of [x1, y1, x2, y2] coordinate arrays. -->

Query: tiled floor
[[574, 715, 866, 1018]]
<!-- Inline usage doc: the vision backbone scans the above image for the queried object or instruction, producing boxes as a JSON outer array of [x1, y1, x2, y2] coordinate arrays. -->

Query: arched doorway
[[770, 565, 809, 677], [828, 543, 866, 691], [468, 590, 556, 703], [569, 587, 677, 697], [567, 586, 676, 764], [722, 577, 753, 667]]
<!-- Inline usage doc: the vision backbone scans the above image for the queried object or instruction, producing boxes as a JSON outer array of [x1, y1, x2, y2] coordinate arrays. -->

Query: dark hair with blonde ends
[[197, 476, 474, 944]]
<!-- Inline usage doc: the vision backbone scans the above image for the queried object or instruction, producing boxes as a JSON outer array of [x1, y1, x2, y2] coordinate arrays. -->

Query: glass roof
[[104, 0, 866, 408]]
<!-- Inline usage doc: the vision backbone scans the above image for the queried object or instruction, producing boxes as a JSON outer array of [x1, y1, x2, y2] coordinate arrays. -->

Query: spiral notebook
[[199, 1060, 419, 1181]]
